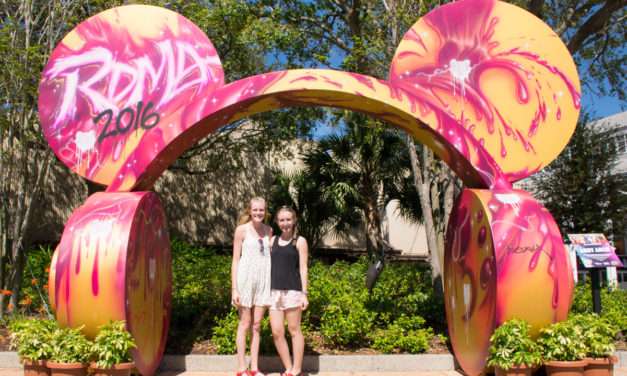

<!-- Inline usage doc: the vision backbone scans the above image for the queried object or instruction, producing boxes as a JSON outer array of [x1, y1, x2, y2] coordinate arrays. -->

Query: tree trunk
[[404, 134, 442, 281]]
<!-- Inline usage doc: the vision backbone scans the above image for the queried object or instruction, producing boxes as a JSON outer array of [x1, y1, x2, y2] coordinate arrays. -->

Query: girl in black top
[[269, 207, 309, 376]]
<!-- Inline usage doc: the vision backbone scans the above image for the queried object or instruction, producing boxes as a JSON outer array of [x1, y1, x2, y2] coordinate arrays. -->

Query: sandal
[[249, 371, 265, 376], [235, 371, 249, 376]]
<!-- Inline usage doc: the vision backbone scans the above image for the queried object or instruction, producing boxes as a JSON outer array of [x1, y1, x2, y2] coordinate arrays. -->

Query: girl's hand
[[231, 290, 241, 307], [301, 295, 309, 311]]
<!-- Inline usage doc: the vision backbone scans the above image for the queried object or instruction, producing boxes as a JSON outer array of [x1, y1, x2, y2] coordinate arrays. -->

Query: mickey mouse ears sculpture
[[40, 1, 579, 375], [39, 0, 579, 192]]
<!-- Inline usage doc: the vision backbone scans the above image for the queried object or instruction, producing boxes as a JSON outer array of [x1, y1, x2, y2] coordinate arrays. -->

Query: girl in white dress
[[231, 197, 272, 376]]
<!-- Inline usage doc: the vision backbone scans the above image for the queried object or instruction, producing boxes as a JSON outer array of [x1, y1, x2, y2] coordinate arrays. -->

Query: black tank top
[[271, 236, 302, 291]]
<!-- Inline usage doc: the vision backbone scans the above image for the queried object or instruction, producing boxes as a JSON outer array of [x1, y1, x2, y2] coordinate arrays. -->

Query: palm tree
[[301, 115, 422, 258], [268, 169, 356, 251]]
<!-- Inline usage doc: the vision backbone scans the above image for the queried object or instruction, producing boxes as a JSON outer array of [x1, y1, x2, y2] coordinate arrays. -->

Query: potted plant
[[46, 326, 92, 376], [537, 319, 588, 376], [8, 318, 58, 376], [569, 314, 618, 376], [487, 319, 542, 376], [89, 321, 136, 376]]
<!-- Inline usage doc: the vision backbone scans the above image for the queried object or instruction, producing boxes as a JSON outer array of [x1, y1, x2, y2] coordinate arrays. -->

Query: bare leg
[[250, 306, 266, 372], [270, 309, 293, 373], [237, 307, 252, 372], [286, 308, 304, 375]]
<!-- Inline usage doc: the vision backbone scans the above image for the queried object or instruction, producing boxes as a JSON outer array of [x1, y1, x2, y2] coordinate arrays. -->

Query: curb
[[0, 351, 624, 372], [160, 354, 455, 372]]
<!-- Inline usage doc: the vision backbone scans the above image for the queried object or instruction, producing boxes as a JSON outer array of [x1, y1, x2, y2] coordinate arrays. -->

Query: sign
[[567, 233, 624, 268]]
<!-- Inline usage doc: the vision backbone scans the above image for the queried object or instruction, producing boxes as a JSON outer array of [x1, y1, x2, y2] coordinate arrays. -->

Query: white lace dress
[[236, 226, 272, 307]]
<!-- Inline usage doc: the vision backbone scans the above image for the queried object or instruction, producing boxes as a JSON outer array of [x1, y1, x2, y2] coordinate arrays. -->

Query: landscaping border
[[0, 352, 625, 372]]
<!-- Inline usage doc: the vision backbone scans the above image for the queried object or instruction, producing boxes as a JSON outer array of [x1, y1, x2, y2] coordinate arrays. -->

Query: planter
[[46, 362, 88, 376], [22, 360, 49, 376], [495, 364, 537, 376], [546, 360, 588, 376], [89, 362, 134, 376], [584, 356, 618, 376]]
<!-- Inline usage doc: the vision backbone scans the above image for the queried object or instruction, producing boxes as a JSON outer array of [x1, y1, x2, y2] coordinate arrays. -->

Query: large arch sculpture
[[39, 1, 580, 374]]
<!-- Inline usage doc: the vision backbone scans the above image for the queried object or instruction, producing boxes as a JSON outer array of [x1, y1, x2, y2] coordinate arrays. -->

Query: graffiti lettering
[[94, 101, 160, 143], [48, 40, 213, 127]]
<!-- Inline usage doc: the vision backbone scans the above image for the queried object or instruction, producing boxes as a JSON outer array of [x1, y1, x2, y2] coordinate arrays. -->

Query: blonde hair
[[275, 206, 298, 241], [238, 197, 267, 225]]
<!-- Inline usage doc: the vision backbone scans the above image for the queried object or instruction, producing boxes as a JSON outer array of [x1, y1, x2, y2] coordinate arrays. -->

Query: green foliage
[[91, 321, 136, 368], [568, 314, 617, 358], [532, 117, 627, 238], [210, 309, 275, 355], [308, 259, 376, 348], [8, 317, 58, 361], [371, 315, 433, 353], [210, 310, 238, 355], [320, 301, 376, 347], [19, 245, 53, 315], [537, 320, 587, 361], [268, 170, 337, 250], [168, 239, 232, 353], [487, 319, 542, 369], [49, 326, 92, 364], [168, 241, 440, 353], [300, 121, 421, 256], [570, 282, 627, 334]]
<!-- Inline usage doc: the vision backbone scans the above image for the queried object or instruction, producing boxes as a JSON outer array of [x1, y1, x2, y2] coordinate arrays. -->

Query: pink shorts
[[270, 289, 305, 311]]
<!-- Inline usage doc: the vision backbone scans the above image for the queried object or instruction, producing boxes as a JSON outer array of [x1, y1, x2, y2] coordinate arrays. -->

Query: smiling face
[[276, 208, 296, 235], [249, 199, 266, 224]]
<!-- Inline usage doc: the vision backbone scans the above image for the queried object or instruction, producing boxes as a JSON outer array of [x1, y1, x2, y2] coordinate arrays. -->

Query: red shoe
[[249, 371, 265, 376], [236, 371, 249, 376]]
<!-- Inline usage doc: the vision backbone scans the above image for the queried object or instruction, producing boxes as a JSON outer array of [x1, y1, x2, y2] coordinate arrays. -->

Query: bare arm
[[297, 236, 309, 306], [231, 225, 244, 305]]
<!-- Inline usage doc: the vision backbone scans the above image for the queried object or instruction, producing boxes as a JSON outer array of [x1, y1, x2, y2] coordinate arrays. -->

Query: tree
[[531, 115, 627, 239], [0, 0, 92, 318], [299, 117, 421, 257], [268, 168, 341, 251]]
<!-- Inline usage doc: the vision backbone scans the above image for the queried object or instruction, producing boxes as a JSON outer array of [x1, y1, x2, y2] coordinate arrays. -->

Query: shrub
[[164, 241, 441, 353], [168, 240, 232, 352], [568, 314, 617, 358], [210, 310, 238, 354], [49, 326, 92, 364], [570, 282, 627, 334], [537, 320, 586, 361], [369, 263, 445, 331], [91, 321, 136, 368], [210, 309, 275, 355], [19, 245, 53, 315], [487, 319, 541, 369], [8, 317, 57, 361], [371, 315, 433, 353], [320, 300, 375, 347]]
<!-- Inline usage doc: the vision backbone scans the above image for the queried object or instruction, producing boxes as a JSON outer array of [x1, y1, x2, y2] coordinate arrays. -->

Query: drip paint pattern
[[49, 192, 171, 376], [444, 189, 572, 375], [38, 1, 579, 375]]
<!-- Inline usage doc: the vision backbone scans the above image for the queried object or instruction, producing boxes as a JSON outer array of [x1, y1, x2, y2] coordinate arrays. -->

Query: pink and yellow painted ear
[[444, 188, 573, 374], [38, 5, 224, 189], [390, 0, 580, 182], [49, 192, 171, 376]]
